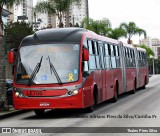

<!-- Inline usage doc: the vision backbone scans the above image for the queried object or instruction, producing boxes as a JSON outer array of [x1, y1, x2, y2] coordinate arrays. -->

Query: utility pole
[[34, 12, 37, 31], [73, 16, 75, 26], [153, 57, 155, 75]]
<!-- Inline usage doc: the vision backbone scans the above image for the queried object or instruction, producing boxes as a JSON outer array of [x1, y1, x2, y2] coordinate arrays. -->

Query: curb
[[0, 110, 29, 119]]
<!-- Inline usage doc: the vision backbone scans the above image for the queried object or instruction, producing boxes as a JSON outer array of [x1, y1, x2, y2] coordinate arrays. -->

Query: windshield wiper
[[48, 56, 62, 85], [27, 56, 43, 86]]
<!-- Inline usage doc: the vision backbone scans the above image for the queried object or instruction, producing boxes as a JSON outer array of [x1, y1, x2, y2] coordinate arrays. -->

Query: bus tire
[[34, 109, 45, 116], [141, 77, 146, 89], [141, 85, 146, 89], [112, 85, 118, 103], [131, 80, 136, 94]]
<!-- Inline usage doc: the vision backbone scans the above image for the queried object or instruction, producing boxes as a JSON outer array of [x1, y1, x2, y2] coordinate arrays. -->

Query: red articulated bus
[[8, 28, 149, 116]]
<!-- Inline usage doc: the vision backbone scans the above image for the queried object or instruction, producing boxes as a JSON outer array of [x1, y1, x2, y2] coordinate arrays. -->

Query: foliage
[[81, 17, 111, 35], [120, 22, 147, 44], [107, 27, 126, 40], [69, 22, 79, 27], [35, 0, 81, 28], [133, 44, 154, 58], [140, 44, 154, 58], [75, 23, 79, 27], [5, 21, 34, 50]]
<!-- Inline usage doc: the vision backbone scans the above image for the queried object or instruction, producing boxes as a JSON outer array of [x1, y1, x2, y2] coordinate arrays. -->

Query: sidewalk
[[0, 106, 28, 119]]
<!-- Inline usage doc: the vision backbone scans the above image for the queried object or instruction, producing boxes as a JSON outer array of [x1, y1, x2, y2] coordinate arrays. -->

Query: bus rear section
[[135, 47, 149, 89]]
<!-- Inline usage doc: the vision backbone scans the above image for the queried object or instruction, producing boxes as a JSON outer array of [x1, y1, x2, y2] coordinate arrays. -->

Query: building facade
[[139, 36, 160, 47], [69, 0, 89, 27], [37, 0, 89, 28], [152, 45, 160, 59], [7, 0, 88, 29], [7, 0, 33, 23], [139, 36, 160, 59]]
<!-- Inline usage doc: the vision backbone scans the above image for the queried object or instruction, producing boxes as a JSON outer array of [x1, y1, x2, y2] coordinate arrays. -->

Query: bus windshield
[[15, 44, 80, 85]]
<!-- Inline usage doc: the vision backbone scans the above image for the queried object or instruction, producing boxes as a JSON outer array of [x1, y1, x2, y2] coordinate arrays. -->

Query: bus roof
[[122, 42, 135, 49], [20, 28, 87, 47], [136, 47, 146, 52]]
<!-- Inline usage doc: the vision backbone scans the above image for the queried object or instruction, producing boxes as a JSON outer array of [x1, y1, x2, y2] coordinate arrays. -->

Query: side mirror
[[8, 51, 14, 63], [83, 49, 89, 61]]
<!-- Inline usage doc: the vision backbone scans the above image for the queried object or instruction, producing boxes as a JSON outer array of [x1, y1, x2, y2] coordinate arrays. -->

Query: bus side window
[[98, 42, 104, 69], [128, 48, 132, 67], [142, 52, 145, 67], [88, 40, 93, 54], [141, 52, 144, 67], [126, 48, 130, 67], [88, 40, 96, 70], [94, 41, 100, 69], [96, 42, 99, 55], [115, 45, 120, 67], [92, 40, 96, 55], [139, 52, 142, 67], [104, 43, 110, 69], [132, 49, 136, 67], [83, 38, 88, 48], [110, 44, 116, 68], [108, 44, 112, 68], [83, 38, 89, 72], [141, 52, 143, 67], [124, 47, 127, 67]]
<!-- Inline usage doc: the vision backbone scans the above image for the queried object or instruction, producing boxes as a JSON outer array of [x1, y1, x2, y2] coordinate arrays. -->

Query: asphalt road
[[0, 75, 160, 136]]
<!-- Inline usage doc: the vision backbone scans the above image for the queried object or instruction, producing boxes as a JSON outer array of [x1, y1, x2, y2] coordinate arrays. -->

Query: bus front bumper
[[13, 92, 84, 110]]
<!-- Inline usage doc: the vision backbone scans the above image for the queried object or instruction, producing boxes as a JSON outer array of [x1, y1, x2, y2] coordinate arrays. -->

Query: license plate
[[40, 102, 50, 106], [26, 91, 43, 96]]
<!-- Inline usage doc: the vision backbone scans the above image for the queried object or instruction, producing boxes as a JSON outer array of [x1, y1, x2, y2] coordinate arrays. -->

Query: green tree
[[81, 17, 111, 35], [81, 17, 95, 31], [140, 44, 155, 74], [98, 18, 111, 36], [140, 44, 154, 58], [75, 23, 79, 27], [120, 22, 147, 44], [0, 0, 23, 110], [133, 44, 154, 67], [35, 0, 81, 28], [5, 21, 34, 50], [107, 27, 126, 40]]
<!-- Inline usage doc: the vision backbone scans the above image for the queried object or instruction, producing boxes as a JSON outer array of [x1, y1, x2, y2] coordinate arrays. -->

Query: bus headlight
[[15, 91, 23, 97], [72, 89, 78, 95], [15, 92, 19, 97], [67, 89, 79, 96]]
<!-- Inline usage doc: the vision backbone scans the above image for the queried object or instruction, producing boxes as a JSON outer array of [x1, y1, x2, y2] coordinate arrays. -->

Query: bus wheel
[[112, 86, 118, 103], [141, 85, 146, 89], [34, 109, 45, 116], [141, 77, 146, 89], [141, 82, 146, 89], [131, 81, 136, 94]]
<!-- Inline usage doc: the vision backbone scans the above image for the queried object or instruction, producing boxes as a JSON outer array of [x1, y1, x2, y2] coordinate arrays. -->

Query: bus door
[[98, 42, 106, 102], [104, 43, 114, 99]]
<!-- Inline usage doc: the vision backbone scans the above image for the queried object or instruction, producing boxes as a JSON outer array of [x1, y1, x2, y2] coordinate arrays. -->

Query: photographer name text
[[76, 114, 157, 119]]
